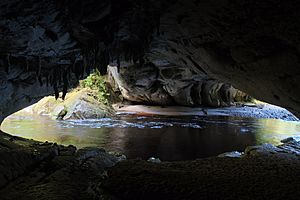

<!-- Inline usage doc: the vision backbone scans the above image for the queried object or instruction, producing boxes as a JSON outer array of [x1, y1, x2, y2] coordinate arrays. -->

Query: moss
[[79, 70, 110, 105]]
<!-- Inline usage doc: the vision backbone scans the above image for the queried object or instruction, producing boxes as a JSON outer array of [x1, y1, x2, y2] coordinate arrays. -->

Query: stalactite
[[58, 70, 62, 85], [156, 16, 161, 36], [98, 49, 109, 75], [26, 58, 29, 71], [110, 50, 114, 63], [38, 75, 43, 86], [51, 67, 59, 99], [93, 48, 96, 68], [37, 56, 41, 76], [74, 62, 80, 79], [117, 56, 120, 73], [74, 59, 84, 79], [132, 52, 139, 63], [53, 83, 59, 100], [139, 56, 145, 67], [83, 52, 87, 78], [62, 69, 68, 100], [67, 64, 71, 81], [105, 49, 110, 71], [82, 60, 85, 79], [71, 59, 76, 80], [46, 75, 49, 87], [83, 55, 87, 76], [49, 75, 52, 86], [6, 54, 11, 73], [86, 62, 91, 75], [71, 54, 76, 73]]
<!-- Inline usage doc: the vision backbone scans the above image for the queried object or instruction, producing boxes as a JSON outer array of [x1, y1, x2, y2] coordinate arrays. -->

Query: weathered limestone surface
[[149, 0, 300, 116], [108, 65, 247, 107]]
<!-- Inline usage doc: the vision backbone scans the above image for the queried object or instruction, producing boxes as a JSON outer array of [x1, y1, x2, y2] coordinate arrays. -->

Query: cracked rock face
[[1, 0, 300, 120]]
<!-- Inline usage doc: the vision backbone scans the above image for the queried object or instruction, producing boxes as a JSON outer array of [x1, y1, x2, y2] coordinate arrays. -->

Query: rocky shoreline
[[1, 128, 300, 199]]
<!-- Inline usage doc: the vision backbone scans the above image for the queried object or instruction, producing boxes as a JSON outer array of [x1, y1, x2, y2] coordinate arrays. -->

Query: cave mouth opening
[[1, 74, 299, 161]]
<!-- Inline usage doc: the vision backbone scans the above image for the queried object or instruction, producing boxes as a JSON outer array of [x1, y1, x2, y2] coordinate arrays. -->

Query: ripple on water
[[60, 117, 204, 129], [181, 124, 202, 129], [240, 128, 250, 133]]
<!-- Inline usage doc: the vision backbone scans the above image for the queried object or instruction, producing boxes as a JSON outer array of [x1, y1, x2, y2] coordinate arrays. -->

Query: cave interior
[[1, 0, 300, 199]]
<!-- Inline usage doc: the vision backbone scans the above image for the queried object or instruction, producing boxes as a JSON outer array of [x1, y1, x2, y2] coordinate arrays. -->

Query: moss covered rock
[[29, 88, 114, 120]]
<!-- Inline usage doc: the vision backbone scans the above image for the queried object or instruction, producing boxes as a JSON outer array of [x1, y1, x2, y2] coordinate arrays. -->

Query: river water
[[2, 114, 300, 161]]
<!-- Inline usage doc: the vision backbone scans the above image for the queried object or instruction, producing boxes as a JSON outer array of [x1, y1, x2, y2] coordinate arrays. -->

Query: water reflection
[[1, 115, 300, 161], [255, 118, 300, 145]]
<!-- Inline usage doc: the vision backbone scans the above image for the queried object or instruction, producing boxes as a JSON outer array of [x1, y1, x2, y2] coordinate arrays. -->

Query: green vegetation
[[80, 70, 110, 105]]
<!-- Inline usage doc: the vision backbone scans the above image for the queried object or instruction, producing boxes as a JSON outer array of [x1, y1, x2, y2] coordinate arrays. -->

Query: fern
[[80, 70, 110, 105]]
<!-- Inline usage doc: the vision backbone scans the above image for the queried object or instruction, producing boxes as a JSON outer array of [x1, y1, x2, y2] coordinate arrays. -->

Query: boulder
[[29, 88, 114, 120], [107, 64, 173, 105], [217, 151, 243, 158]]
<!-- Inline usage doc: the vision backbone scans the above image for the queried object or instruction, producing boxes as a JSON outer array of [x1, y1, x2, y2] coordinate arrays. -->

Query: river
[[2, 114, 300, 161]]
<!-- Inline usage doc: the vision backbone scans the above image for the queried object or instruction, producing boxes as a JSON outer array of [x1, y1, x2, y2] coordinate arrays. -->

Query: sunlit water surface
[[2, 114, 300, 161]]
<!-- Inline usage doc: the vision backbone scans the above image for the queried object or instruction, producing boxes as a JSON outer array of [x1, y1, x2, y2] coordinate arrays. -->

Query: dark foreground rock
[[101, 139, 300, 200], [2, 129, 300, 200], [0, 131, 123, 200], [102, 156, 300, 200]]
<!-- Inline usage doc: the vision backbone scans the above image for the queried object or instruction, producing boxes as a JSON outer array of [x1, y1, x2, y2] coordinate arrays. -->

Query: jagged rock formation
[[1, 0, 300, 119], [108, 65, 249, 107]]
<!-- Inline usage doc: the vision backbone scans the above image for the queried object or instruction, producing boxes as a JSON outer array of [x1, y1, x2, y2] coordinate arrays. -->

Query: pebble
[[147, 157, 161, 163]]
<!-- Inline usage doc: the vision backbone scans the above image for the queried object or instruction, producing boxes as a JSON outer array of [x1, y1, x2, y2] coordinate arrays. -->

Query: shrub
[[80, 70, 110, 105]]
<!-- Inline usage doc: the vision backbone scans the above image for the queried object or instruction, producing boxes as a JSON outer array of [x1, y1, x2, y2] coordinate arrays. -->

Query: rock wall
[[0, 65, 52, 123], [108, 65, 248, 107], [145, 0, 300, 116]]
